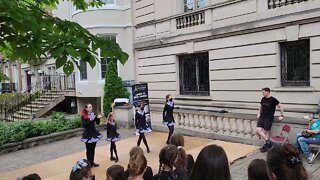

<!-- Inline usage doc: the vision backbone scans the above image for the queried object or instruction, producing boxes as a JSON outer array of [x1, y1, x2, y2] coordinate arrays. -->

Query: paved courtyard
[[0, 128, 320, 179]]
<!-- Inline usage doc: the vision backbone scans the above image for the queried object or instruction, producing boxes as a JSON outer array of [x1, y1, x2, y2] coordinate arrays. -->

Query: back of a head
[[189, 144, 230, 180], [70, 159, 92, 180], [107, 165, 127, 180], [159, 145, 178, 168], [170, 134, 184, 147], [267, 144, 307, 180], [128, 154, 147, 177], [21, 173, 41, 180], [170, 134, 187, 171], [248, 159, 269, 180], [129, 146, 144, 158]]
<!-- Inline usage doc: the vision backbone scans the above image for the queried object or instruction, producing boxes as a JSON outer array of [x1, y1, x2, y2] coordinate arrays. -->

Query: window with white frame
[[184, 0, 205, 12], [100, 35, 117, 79], [80, 61, 87, 80], [101, 0, 115, 5]]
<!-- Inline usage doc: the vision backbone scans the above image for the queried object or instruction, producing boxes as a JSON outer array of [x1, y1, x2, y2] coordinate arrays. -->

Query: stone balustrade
[[174, 112, 260, 141]]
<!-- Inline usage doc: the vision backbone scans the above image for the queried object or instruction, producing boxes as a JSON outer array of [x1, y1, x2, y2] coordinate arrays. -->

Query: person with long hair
[[163, 94, 175, 144], [153, 145, 186, 180], [189, 144, 230, 180], [128, 154, 148, 180], [125, 146, 153, 180], [106, 165, 127, 180], [248, 159, 269, 180], [267, 144, 308, 180], [135, 102, 150, 153], [106, 112, 121, 162], [170, 134, 194, 177], [81, 103, 103, 167]]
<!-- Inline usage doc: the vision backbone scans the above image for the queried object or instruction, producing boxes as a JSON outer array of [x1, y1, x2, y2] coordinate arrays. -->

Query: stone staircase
[[12, 91, 66, 120], [0, 74, 75, 121]]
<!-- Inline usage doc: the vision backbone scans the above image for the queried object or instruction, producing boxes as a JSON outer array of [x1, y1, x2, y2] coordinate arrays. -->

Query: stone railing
[[268, 0, 310, 9], [176, 10, 205, 29], [174, 111, 260, 141]]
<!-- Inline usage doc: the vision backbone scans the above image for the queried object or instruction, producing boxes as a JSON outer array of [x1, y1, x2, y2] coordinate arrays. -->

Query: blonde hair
[[107, 112, 115, 122], [129, 146, 144, 158], [128, 154, 147, 176]]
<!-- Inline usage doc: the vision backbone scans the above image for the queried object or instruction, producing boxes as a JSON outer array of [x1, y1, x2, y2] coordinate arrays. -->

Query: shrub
[[103, 61, 130, 116], [0, 112, 82, 146]]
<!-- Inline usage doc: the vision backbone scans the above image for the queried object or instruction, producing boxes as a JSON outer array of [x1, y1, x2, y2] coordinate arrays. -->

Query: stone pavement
[[0, 128, 320, 179]]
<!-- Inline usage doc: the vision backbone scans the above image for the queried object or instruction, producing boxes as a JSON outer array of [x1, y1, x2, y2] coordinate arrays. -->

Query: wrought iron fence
[[0, 73, 75, 121]]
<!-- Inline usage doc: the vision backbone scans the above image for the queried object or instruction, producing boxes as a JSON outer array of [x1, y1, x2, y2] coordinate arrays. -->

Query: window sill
[[175, 95, 212, 101], [273, 87, 315, 92]]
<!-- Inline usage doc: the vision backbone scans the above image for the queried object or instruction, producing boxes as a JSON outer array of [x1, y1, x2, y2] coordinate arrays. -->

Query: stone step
[[36, 98, 55, 102], [26, 104, 46, 108], [13, 113, 31, 120], [41, 95, 61, 99], [31, 101, 50, 106], [21, 107, 41, 112]]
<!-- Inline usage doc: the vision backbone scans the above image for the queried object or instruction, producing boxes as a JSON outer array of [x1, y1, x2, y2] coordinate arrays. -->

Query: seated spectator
[[70, 159, 95, 180], [295, 113, 320, 163], [125, 146, 153, 180], [17, 173, 41, 180], [169, 134, 194, 177], [267, 144, 307, 180], [127, 154, 147, 180], [189, 144, 230, 180], [248, 159, 269, 180], [106, 165, 127, 180], [153, 145, 186, 180]]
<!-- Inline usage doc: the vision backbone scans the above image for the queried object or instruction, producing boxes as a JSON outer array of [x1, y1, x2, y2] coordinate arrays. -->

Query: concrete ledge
[[0, 125, 106, 155]]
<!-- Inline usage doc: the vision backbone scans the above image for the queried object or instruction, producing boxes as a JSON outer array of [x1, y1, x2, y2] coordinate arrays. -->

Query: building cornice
[[72, 5, 131, 18]]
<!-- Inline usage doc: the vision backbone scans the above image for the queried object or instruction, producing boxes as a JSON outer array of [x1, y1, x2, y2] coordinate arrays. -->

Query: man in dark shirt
[[256, 87, 284, 153]]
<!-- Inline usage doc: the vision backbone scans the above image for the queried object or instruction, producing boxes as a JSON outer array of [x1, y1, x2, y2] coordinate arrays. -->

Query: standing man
[[256, 87, 284, 153]]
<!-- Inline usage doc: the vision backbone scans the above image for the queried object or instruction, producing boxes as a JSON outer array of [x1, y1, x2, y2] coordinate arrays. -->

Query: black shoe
[[115, 157, 119, 163], [259, 144, 266, 151], [110, 157, 116, 161], [260, 144, 268, 153], [147, 149, 150, 153], [92, 163, 99, 167], [266, 140, 273, 149], [166, 141, 170, 145]]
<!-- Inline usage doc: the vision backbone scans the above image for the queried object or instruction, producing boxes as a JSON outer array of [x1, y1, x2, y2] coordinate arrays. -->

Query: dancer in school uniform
[[81, 104, 103, 167], [163, 94, 175, 144], [135, 102, 151, 153], [106, 112, 121, 162]]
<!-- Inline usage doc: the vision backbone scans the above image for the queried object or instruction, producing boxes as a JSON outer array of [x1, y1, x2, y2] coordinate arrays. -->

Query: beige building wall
[[133, 0, 320, 126]]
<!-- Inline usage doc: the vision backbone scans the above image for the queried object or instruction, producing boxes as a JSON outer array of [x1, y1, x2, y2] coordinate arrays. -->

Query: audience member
[[153, 145, 186, 180], [70, 159, 95, 180], [128, 154, 147, 180], [248, 159, 269, 180], [267, 144, 308, 180], [106, 165, 127, 180], [189, 144, 230, 180]]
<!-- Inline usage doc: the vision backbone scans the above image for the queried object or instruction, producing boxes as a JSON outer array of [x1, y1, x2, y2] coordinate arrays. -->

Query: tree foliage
[[0, 0, 129, 80], [103, 61, 130, 116]]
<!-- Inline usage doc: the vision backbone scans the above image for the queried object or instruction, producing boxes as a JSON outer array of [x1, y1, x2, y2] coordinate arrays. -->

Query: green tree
[[103, 61, 130, 116], [0, 0, 128, 80]]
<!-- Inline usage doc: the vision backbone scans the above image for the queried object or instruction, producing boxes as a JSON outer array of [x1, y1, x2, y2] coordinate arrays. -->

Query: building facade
[[20, 0, 135, 115], [132, 0, 320, 143]]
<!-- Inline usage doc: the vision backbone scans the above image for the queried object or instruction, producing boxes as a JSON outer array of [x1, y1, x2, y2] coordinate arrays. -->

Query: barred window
[[280, 39, 310, 86], [179, 52, 209, 95]]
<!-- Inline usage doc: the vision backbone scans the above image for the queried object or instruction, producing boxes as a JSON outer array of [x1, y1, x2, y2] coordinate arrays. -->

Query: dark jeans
[[85, 142, 97, 166]]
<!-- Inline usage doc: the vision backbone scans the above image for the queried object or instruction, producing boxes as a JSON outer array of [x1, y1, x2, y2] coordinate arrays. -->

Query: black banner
[[132, 83, 151, 126]]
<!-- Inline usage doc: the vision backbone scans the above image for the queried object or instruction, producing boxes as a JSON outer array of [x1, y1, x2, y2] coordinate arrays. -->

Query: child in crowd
[[106, 165, 127, 180], [170, 134, 194, 177], [70, 159, 95, 180], [248, 159, 269, 180], [189, 144, 230, 180], [267, 144, 308, 180], [125, 146, 153, 180], [153, 145, 186, 180], [128, 154, 148, 180]]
